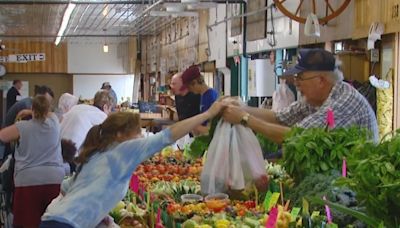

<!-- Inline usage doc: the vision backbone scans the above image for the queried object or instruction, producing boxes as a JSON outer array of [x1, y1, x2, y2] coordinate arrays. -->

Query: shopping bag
[[234, 125, 268, 191], [200, 120, 241, 194], [201, 120, 268, 194], [272, 80, 295, 112]]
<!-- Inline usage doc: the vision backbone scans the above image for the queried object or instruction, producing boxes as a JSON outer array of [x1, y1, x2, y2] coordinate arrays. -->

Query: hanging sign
[[0, 53, 46, 63]]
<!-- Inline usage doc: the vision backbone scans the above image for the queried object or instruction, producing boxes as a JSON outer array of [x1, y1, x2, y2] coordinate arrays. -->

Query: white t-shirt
[[60, 104, 107, 151]]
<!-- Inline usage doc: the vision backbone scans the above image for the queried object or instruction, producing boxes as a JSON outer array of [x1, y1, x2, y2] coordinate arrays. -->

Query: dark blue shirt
[[200, 88, 218, 125]]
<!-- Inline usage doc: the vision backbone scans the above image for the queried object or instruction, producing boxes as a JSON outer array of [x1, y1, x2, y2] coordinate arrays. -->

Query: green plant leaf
[[307, 196, 381, 227]]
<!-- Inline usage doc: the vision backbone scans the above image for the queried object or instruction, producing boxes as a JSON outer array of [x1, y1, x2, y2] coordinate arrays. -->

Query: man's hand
[[219, 96, 245, 107], [222, 105, 248, 124]]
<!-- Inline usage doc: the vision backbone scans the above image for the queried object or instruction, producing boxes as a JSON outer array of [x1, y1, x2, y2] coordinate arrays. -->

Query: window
[[334, 41, 344, 53]]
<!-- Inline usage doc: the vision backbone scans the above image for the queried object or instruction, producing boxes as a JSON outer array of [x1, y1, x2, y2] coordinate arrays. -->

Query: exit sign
[[0, 53, 46, 63]]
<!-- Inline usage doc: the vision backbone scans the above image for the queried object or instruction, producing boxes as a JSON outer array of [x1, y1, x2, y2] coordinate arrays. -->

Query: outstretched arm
[[0, 125, 20, 143], [169, 102, 224, 141], [222, 105, 289, 144]]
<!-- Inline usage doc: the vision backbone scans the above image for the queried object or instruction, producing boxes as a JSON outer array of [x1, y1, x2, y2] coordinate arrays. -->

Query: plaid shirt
[[276, 81, 379, 142]]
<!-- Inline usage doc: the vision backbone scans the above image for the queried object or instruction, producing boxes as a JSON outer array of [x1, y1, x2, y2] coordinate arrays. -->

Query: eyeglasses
[[295, 74, 321, 81]]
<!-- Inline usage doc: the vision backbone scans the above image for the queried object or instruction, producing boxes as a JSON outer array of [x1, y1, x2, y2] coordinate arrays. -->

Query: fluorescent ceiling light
[[150, 11, 198, 17], [55, 3, 76, 46], [186, 2, 217, 10], [163, 3, 185, 12], [102, 5, 109, 16]]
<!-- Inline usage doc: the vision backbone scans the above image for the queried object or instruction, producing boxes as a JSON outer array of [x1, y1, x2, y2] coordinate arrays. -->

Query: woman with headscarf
[[57, 93, 79, 122]]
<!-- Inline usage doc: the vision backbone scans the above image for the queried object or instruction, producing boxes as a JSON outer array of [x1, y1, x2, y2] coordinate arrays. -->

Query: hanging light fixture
[[103, 43, 109, 53], [103, 29, 109, 53]]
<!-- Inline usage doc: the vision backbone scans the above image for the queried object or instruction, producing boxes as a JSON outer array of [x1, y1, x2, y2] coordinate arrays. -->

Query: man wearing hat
[[170, 72, 200, 121], [101, 82, 118, 106], [181, 65, 218, 135], [221, 49, 378, 143]]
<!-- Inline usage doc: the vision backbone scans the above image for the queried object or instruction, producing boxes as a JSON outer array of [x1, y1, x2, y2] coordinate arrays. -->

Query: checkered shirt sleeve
[[275, 101, 315, 126]]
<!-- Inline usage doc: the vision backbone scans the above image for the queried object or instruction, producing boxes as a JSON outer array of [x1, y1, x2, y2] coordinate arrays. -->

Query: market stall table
[[140, 113, 176, 132]]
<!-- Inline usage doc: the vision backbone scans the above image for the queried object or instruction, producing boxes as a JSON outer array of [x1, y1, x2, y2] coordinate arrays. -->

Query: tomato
[[167, 203, 181, 214], [238, 209, 246, 217], [244, 200, 256, 209], [157, 165, 166, 173]]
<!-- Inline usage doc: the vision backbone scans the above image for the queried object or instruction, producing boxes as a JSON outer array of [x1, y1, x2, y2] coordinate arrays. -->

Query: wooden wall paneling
[[3, 73, 72, 102], [383, 0, 400, 34], [203, 61, 215, 72], [146, 37, 151, 73], [246, 0, 266, 41], [338, 54, 351, 81], [353, 0, 383, 39], [353, 0, 400, 38], [141, 38, 147, 74], [198, 10, 209, 63], [0, 40, 67, 73], [128, 36, 137, 74], [337, 52, 369, 82]]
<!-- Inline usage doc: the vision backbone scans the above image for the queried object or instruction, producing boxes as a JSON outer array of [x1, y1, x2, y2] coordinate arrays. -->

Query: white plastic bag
[[304, 13, 320, 37], [201, 120, 268, 194], [272, 80, 295, 112]]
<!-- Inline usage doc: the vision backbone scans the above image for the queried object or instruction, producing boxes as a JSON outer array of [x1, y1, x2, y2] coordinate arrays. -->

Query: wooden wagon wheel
[[273, 0, 351, 24]]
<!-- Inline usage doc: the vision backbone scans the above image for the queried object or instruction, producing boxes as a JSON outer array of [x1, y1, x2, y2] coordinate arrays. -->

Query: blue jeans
[[39, 220, 74, 228]]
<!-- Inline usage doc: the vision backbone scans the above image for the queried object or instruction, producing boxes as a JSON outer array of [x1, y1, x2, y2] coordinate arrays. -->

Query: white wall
[[68, 38, 128, 74], [248, 59, 275, 97], [227, 3, 299, 56], [73, 74, 135, 102], [208, 4, 227, 68]]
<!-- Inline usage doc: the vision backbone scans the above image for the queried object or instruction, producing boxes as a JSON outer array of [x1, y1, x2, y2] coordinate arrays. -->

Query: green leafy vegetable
[[282, 127, 370, 181], [308, 196, 380, 227], [184, 117, 220, 159], [256, 133, 279, 154], [335, 129, 400, 227], [286, 172, 361, 227]]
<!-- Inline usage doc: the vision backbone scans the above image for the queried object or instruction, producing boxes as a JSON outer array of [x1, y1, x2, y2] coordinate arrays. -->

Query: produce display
[[133, 150, 203, 188], [108, 126, 399, 228]]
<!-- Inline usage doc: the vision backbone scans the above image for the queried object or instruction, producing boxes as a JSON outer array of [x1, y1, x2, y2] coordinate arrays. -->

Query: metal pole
[[208, 3, 275, 29], [0, 34, 135, 38], [0, 0, 245, 4]]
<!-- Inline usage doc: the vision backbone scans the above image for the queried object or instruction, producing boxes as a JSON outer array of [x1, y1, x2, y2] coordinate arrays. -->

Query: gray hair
[[326, 59, 344, 83]]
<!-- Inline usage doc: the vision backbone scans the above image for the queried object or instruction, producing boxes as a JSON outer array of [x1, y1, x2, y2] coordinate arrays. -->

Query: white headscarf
[[58, 93, 79, 114]]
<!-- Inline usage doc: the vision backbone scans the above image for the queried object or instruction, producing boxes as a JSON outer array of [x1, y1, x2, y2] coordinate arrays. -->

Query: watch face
[[0, 65, 6, 76]]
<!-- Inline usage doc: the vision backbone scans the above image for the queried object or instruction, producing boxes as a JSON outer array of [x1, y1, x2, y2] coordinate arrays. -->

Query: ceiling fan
[[150, 0, 217, 17]]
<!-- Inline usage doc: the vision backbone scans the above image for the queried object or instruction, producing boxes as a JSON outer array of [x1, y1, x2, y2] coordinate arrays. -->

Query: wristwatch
[[240, 113, 250, 126]]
